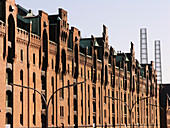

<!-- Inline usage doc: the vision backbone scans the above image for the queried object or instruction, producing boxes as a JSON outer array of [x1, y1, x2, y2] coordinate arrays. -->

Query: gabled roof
[[17, 14, 30, 24], [17, 4, 29, 16], [80, 39, 91, 55]]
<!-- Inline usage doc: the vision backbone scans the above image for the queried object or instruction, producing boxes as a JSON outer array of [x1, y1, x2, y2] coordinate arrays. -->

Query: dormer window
[[105, 52, 108, 58], [43, 22, 47, 27], [9, 5, 14, 12]]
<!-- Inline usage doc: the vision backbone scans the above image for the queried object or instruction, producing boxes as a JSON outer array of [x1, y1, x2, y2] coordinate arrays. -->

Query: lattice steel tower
[[140, 28, 148, 64], [155, 40, 162, 84]]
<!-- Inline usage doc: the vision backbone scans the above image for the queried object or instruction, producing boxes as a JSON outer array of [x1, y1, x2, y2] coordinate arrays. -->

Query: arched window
[[41, 114, 46, 128], [105, 123, 107, 128], [74, 115, 77, 128], [33, 72, 36, 88], [73, 83, 77, 95], [61, 49, 66, 74], [93, 101, 96, 112], [74, 44, 78, 78], [125, 66, 127, 90], [42, 30, 48, 70], [93, 116, 96, 128], [105, 65, 108, 85], [21, 49, 23, 62], [20, 70, 23, 85], [43, 30, 48, 53], [51, 77, 54, 87], [42, 94, 46, 109], [61, 123, 64, 128], [6, 113, 13, 125], [41, 76, 46, 90], [146, 76, 149, 95], [6, 91, 12, 107], [74, 99, 77, 111], [92, 87, 96, 98], [33, 53, 35, 65], [8, 14, 15, 60], [133, 76, 135, 92], [52, 59, 54, 69], [112, 117, 115, 127], [6, 69, 12, 85], [68, 80, 70, 106]]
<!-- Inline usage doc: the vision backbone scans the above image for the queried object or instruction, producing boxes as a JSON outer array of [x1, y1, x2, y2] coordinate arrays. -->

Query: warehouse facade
[[160, 84, 170, 128], [0, 0, 160, 127]]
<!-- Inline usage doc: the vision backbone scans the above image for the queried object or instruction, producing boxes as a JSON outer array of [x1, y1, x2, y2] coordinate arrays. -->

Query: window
[[33, 114, 35, 125], [81, 116, 83, 124], [68, 80, 70, 106], [104, 86, 106, 104], [21, 49, 23, 62], [73, 84, 77, 95], [81, 99, 83, 107], [42, 95, 46, 109], [20, 114, 23, 125], [99, 87, 100, 108], [112, 91, 115, 113], [33, 73, 36, 88], [20, 70, 23, 85], [74, 99, 77, 111], [52, 59, 54, 69], [20, 92, 23, 101], [112, 103, 114, 114], [60, 106, 64, 117], [88, 116, 90, 124], [93, 102, 96, 112], [74, 115, 78, 126], [104, 110, 106, 118], [62, 88, 64, 99], [81, 68, 83, 77], [41, 76, 46, 90], [68, 64, 69, 73], [108, 89, 110, 108], [112, 117, 115, 127], [88, 85, 90, 107], [68, 116, 70, 125], [98, 73, 100, 81], [33, 53, 35, 65], [111, 74, 112, 85], [51, 77, 54, 87], [93, 87, 96, 98], [116, 91, 118, 123], [6, 91, 12, 107], [6, 113, 12, 125], [52, 115, 54, 125], [105, 65, 108, 85], [61, 49, 66, 73], [33, 93, 35, 103], [81, 83, 83, 92]]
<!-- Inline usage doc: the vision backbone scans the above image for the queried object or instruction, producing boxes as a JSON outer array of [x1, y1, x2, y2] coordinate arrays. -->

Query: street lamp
[[105, 95, 154, 128], [10, 80, 86, 128]]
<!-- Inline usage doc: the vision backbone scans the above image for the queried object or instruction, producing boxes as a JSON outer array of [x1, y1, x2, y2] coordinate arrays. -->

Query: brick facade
[[160, 84, 170, 128], [0, 0, 160, 128]]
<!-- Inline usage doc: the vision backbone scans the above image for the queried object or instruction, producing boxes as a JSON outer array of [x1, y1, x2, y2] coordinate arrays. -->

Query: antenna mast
[[140, 28, 148, 64], [155, 40, 162, 84]]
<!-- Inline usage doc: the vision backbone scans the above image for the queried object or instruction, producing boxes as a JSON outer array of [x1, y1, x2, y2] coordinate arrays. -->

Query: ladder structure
[[155, 40, 162, 84], [140, 28, 148, 64]]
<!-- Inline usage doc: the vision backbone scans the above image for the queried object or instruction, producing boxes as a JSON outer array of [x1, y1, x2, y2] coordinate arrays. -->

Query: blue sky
[[15, 0, 170, 83]]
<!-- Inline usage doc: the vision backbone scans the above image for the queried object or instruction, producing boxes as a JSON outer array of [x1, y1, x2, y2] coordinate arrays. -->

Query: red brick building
[[160, 84, 170, 128], [0, 0, 160, 127]]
